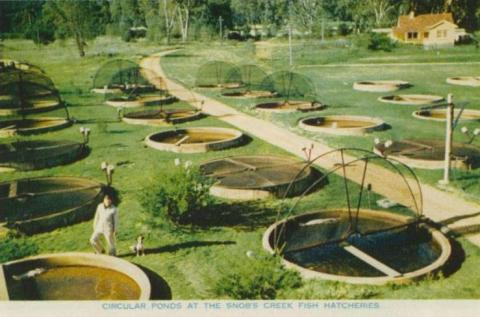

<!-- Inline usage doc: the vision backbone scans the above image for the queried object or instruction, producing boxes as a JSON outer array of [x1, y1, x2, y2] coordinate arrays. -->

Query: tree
[[231, 0, 262, 26], [162, 0, 177, 44], [177, 0, 191, 42], [109, 0, 145, 40], [176, 0, 206, 42], [0, 0, 54, 44], [43, 0, 109, 57], [291, 0, 325, 34], [368, 0, 396, 27], [450, 0, 480, 32]]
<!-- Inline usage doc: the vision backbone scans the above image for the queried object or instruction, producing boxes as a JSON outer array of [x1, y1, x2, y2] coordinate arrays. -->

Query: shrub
[[213, 255, 302, 299], [139, 160, 213, 227], [0, 237, 38, 263], [122, 30, 133, 42], [367, 32, 396, 51], [353, 32, 396, 52], [280, 281, 380, 299], [338, 23, 353, 36]]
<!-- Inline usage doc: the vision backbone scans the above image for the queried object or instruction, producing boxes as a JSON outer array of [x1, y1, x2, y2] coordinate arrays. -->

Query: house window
[[424, 32, 429, 38], [407, 32, 418, 39], [437, 30, 448, 38]]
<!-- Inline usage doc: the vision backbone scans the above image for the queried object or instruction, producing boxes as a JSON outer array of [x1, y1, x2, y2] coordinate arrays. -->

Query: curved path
[[141, 51, 480, 246]]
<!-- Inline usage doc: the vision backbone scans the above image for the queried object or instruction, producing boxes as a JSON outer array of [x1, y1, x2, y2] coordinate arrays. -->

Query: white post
[[288, 23, 293, 67], [219, 16, 223, 42], [441, 93, 454, 185], [321, 19, 325, 42]]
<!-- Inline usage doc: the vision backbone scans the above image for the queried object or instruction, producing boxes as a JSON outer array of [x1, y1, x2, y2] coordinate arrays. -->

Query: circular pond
[[1, 252, 151, 300], [353, 80, 410, 92], [0, 59, 39, 72], [194, 61, 242, 89], [263, 209, 451, 285], [0, 118, 72, 138], [0, 140, 87, 172], [413, 108, 480, 122], [122, 109, 202, 126], [0, 97, 62, 116], [374, 139, 480, 170], [198, 82, 243, 89], [221, 90, 277, 99], [200, 155, 316, 200], [299, 115, 385, 135], [0, 176, 103, 234], [446, 76, 480, 87], [106, 95, 177, 108], [378, 94, 444, 105], [91, 87, 123, 94], [255, 101, 325, 113], [145, 127, 244, 153]]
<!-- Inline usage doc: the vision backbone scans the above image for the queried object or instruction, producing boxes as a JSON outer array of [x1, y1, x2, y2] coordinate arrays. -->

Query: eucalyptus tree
[[43, 0, 109, 57]]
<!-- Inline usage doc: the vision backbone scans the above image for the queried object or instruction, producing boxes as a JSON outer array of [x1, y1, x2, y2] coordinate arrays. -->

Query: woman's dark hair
[[102, 186, 121, 205]]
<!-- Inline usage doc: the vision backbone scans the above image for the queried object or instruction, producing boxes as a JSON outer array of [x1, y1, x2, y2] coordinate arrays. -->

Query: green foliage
[[139, 161, 214, 228], [0, 237, 39, 263], [213, 255, 303, 299], [368, 33, 396, 51], [353, 32, 396, 51], [43, 0, 109, 56], [281, 280, 380, 299], [338, 23, 352, 36]]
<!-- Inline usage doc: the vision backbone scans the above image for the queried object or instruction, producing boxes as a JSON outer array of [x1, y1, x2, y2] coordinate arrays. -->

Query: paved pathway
[[141, 51, 480, 245]]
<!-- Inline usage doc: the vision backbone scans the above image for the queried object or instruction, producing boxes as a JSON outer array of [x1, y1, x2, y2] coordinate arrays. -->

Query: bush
[[139, 160, 213, 227], [281, 281, 380, 299], [338, 23, 353, 36], [0, 237, 38, 263], [353, 32, 396, 52], [213, 255, 302, 299], [122, 30, 133, 42], [367, 32, 396, 51]]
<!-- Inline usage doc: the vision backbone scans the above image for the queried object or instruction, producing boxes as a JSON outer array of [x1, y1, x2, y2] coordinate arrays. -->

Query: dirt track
[[141, 51, 480, 245]]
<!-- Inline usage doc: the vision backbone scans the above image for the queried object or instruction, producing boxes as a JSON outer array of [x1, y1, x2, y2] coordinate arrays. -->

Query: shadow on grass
[[191, 201, 280, 230], [135, 264, 173, 300], [118, 240, 236, 258], [75, 119, 120, 124], [441, 237, 465, 278], [164, 53, 199, 59], [423, 218, 466, 278], [189, 169, 326, 230]]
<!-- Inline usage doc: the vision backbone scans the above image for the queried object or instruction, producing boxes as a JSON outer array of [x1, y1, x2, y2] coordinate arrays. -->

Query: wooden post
[[440, 93, 454, 185]]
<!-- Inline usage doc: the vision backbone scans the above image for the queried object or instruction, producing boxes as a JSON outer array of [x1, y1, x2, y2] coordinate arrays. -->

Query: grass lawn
[[161, 40, 480, 201], [1, 37, 480, 299]]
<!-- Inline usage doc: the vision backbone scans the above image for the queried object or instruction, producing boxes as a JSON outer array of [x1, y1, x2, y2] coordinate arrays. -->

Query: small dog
[[130, 235, 145, 256]]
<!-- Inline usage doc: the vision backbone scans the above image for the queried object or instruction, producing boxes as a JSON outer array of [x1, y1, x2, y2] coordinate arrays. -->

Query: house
[[391, 12, 467, 47]]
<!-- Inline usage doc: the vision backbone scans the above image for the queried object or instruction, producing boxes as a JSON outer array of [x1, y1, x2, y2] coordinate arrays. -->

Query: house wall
[[392, 23, 459, 47], [423, 24, 458, 47]]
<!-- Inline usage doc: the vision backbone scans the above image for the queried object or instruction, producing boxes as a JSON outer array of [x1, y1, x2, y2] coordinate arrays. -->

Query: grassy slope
[[1, 38, 480, 299], [161, 40, 480, 200]]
